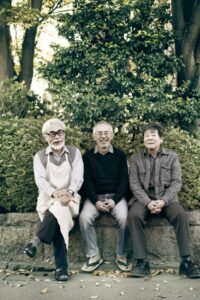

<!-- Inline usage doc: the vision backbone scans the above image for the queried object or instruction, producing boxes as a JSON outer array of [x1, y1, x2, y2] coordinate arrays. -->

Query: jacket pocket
[[161, 165, 171, 183]]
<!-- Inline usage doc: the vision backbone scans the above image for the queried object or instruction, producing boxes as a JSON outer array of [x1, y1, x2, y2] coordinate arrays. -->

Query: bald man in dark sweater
[[79, 121, 129, 272]]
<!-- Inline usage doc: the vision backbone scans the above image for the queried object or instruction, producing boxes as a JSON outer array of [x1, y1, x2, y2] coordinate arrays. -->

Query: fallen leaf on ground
[[59, 285, 65, 289], [16, 282, 29, 287], [40, 288, 48, 294], [157, 294, 166, 298], [151, 270, 163, 277], [163, 280, 167, 284], [90, 295, 98, 299], [105, 283, 111, 288], [165, 268, 177, 274]]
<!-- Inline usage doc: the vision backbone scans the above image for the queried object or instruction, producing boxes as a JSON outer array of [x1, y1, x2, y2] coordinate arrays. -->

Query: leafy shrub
[[0, 78, 49, 118], [0, 118, 199, 211], [0, 117, 84, 212]]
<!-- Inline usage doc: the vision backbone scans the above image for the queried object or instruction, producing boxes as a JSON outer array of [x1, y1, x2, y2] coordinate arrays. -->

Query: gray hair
[[42, 118, 65, 134], [92, 121, 114, 134]]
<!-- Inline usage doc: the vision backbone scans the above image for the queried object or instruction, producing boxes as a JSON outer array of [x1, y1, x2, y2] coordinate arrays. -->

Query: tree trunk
[[0, 0, 15, 81], [19, 0, 43, 89], [171, 0, 200, 92]]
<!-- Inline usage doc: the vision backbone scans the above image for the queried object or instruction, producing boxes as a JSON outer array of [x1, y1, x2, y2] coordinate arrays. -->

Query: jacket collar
[[143, 147, 169, 156], [45, 145, 69, 155], [94, 144, 114, 154]]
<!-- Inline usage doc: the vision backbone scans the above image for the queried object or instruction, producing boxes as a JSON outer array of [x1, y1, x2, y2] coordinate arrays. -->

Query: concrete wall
[[0, 211, 200, 266]]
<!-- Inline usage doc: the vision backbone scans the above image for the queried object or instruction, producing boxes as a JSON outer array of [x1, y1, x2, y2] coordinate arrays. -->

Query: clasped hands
[[95, 199, 115, 212], [147, 200, 165, 214], [52, 189, 73, 206]]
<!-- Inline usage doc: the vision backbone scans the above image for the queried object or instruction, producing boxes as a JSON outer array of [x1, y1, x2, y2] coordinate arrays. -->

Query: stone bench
[[0, 211, 200, 266]]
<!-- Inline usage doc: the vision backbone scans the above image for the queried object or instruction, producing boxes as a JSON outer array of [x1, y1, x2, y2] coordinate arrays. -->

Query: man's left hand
[[155, 200, 165, 209], [57, 191, 73, 206], [104, 199, 115, 211]]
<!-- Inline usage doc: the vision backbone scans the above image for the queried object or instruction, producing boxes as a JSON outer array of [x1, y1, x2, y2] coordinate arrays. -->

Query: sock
[[181, 255, 191, 262], [30, 236, 41, 248]]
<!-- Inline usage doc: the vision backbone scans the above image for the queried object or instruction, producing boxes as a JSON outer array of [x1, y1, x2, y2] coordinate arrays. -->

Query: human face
[[44, 123, 65, 154], [93, 123, 114, 154], [143, 129, 163, 155]]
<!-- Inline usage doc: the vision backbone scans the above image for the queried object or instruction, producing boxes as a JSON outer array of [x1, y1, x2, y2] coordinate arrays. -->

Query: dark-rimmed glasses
[[46, 130, 65, 138]]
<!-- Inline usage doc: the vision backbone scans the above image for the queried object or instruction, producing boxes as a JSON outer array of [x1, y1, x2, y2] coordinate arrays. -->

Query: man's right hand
[[95, 201, 110, 212], [52, 189, 73, 206], [52, 189, 67, 198], [147, 200, 161, 214]]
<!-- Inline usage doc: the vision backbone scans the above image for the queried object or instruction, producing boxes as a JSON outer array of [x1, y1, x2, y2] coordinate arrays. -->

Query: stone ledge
[[0, 211, 200, 265]]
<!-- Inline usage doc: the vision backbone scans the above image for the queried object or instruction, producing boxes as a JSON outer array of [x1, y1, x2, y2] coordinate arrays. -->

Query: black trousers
[[128, 201, 191, 259], [37, 211, 68, 270]]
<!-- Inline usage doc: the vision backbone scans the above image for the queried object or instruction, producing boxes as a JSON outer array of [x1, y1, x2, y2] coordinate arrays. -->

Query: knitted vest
[[37, 145, 76, 168]]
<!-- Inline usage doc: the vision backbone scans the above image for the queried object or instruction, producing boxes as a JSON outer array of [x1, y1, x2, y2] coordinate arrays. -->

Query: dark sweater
[[83, 147, 129, 204]]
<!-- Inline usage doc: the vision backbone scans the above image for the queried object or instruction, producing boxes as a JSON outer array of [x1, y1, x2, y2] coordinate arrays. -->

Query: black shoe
[[130, 260, 150, 278], [24, 243, 37, 258], [179, 260, 200, 278], [55, 268, 69, 281]]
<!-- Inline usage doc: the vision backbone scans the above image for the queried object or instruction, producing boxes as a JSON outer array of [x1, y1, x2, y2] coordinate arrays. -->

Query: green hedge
[[0, 118, 199, 212], [0, 118, 84, 212]]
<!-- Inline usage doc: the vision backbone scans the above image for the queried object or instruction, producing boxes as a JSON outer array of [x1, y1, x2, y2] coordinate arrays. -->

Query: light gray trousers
[[79, 195, 128, 258]]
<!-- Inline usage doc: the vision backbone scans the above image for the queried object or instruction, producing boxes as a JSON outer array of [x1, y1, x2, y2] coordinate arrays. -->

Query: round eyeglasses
[[46, 130, 65, 138]]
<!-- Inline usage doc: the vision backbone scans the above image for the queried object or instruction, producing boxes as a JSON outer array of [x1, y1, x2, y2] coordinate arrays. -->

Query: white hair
[[92, 121, 113, 134], [42, 118, 65, 134]]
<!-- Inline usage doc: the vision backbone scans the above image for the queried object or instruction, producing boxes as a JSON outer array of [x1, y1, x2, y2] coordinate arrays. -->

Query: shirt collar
[[94, 144, 114, 154], [45, 145, 69, 155], [143, 147, 163, 157]]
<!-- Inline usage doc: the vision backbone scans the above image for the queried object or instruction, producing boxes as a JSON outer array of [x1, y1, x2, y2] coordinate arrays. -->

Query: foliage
[[41, 0, 200, 132], [5, 0, 73, 28], [0, 117, 84, 212], [162, 129, 200, 210], [0, 78, 50, 118], [0, 118, 199, 212], [0, 0, 72, 88]]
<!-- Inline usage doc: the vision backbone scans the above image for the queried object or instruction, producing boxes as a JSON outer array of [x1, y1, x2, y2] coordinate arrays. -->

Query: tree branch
[[19, 0, 43, 88]]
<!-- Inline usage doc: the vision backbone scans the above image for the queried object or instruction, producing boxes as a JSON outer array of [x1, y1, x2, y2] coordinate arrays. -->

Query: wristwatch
[[67, 189, 74, 196]]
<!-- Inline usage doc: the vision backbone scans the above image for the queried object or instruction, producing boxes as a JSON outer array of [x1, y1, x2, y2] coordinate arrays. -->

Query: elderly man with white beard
[[24, 118, 83, 281], [79, 121, 130, 272]]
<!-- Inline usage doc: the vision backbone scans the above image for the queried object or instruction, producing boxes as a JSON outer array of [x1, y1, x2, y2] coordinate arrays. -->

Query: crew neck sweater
[[83, 147, 129, 204]]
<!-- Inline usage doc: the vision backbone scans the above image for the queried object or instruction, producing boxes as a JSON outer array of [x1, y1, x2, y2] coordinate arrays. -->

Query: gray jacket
[[128, 147, 182, 207]]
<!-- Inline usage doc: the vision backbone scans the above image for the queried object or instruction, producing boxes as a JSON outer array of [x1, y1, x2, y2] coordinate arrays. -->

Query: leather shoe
[[179, 259, 200, 278], [130, 259, 150, 278], [55, 268, 69, 281], [24, 243, 37, 258]]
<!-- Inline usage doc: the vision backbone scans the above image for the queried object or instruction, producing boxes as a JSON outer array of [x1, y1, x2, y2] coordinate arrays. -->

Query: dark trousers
[[128, 201, 191, 260], [37, 211, 68, 270]]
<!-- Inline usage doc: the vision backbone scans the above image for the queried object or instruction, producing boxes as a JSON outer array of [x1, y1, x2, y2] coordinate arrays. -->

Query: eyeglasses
[[46, 130, 65, 138], [96, 131, 110, 136]]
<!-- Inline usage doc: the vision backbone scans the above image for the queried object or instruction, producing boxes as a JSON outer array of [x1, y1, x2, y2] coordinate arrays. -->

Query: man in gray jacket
[[128, 122, 200, 278]]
